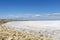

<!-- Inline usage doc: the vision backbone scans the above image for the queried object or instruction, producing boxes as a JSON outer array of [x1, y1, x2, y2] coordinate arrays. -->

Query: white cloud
[[0, 15, 20, 19], [34, 14, 41, 17], [0, 13, 60, 20]]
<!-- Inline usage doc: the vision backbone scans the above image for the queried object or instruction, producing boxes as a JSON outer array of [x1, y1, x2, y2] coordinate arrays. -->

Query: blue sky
[[0, 0, 60, 20]]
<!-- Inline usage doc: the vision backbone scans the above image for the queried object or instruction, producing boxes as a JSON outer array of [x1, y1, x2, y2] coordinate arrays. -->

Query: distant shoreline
[[0, 19, 60, 21]]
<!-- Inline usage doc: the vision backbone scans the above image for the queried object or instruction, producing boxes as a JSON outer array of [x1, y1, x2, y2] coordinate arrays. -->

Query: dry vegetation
[[0, 20, 52, 40], [0, 19, 12, 24]]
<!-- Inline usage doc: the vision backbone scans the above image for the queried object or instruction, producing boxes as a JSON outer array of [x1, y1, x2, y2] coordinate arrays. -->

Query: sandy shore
[[0, 20, 53, 40]]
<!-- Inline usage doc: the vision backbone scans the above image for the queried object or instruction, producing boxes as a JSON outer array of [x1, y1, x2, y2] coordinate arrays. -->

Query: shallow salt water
[[3, 21, 60, 40]]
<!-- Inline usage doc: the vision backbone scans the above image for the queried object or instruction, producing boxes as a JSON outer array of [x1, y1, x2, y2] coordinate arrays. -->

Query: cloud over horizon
[[0, 13, 60, 20]]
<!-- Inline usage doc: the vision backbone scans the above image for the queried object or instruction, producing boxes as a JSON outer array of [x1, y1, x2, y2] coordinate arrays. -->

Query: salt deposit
[[3, 21, 60, 40], [3, 21, 60, 30]]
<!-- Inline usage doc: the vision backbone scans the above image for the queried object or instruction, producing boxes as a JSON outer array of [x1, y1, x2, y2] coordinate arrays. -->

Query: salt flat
[[3, 21, 60, 30], [3, 20, 60, 40]]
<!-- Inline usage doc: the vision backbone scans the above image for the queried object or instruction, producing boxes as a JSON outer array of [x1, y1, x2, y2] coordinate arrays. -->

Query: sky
[[0, 0, 60, 20]]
